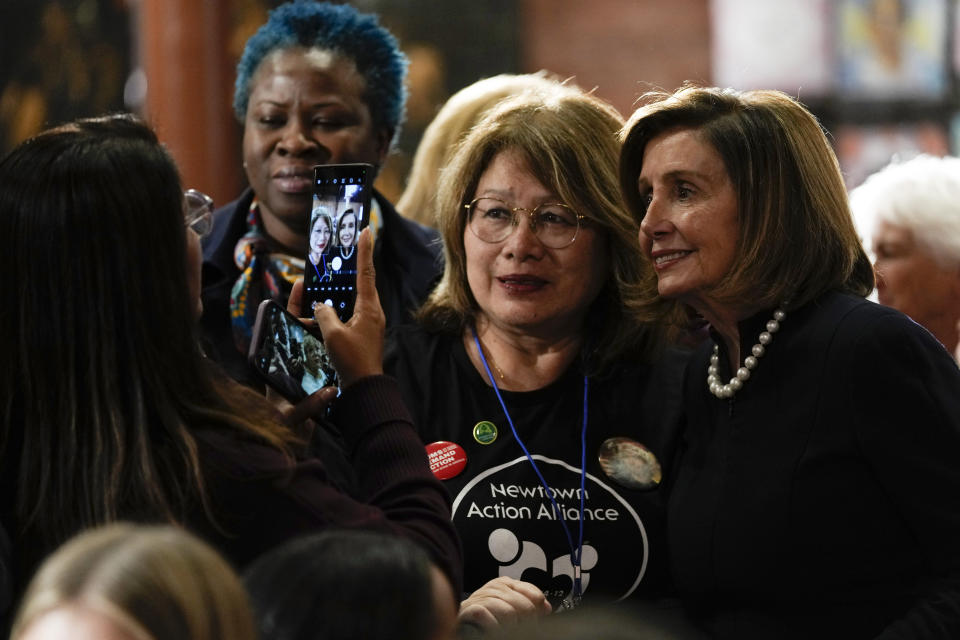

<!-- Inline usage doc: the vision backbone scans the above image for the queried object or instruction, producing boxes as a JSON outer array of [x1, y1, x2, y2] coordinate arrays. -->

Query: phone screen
[[302, 163, 373, 322], [248, 300, 338, 403]]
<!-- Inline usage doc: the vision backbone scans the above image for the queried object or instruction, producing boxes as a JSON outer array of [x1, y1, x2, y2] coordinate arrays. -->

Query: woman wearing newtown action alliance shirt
[[385, 81, 693, 632]]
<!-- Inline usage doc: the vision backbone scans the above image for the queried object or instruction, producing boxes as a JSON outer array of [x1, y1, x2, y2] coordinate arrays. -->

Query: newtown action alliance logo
[[451, 455, 649, 605]]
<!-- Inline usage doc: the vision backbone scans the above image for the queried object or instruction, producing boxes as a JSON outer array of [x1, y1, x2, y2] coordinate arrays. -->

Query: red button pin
[[425, 441, 467, 480]]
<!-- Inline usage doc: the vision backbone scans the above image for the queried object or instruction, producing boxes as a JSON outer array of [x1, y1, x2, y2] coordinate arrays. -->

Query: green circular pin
[[472, 421, 498, 445]]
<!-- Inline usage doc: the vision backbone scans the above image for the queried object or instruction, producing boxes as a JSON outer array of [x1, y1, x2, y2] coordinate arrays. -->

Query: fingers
[[458, 603, 499, 630], [312, 229, 385, 388], [457, 577, 551, 630], [348, 228, 383, 327], [955, 319, 960, 362], [312, 295, 340, 344], [288, 278, 306, 319], [503, 578, 552, 613], [264, 385, 295, 412], [282, 386, 339, 427]]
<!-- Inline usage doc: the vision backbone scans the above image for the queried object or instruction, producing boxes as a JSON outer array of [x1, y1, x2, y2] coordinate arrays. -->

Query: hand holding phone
[[304, 228, 384, 388]]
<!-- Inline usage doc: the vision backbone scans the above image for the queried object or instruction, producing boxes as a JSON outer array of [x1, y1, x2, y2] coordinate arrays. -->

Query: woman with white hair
[[850, 154, 960, 357]]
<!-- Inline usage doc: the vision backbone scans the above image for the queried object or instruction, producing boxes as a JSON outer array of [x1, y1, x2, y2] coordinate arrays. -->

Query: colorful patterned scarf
[[229, 199, 304, 354]]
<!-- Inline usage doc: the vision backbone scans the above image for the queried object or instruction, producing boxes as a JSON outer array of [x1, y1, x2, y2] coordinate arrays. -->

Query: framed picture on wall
[[711, 0, 832, 95], [835, 0, 948, 98]]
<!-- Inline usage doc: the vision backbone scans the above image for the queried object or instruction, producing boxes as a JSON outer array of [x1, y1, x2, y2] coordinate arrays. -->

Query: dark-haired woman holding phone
[[0, 114, 461, 609]]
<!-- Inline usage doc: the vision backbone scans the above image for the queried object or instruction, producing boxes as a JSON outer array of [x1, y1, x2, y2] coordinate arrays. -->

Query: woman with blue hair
[[200, 0, 442, 387]]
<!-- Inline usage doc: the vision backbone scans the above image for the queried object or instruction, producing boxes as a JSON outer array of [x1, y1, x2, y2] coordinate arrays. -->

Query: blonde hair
[[620, 85, 873, 327], [11, 524, 257, 640], [397, 72, 573, 227], [420, 84, 664, 372]]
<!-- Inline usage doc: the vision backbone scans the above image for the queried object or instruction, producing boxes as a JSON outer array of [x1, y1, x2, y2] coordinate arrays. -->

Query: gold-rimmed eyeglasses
[[183, 189, 214, 238], [465, 197, 585, 249]]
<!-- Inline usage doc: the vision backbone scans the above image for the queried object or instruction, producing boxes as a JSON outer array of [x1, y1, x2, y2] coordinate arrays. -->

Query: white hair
[[849, 154, 960, 269]]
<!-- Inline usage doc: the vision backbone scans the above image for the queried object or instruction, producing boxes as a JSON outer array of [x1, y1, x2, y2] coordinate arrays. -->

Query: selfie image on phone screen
[[303, 163, 372, 322], [248, 300, 338, 403]]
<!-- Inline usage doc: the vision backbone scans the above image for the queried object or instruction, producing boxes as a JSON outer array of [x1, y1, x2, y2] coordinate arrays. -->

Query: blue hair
[[233, 0, 408, 148]]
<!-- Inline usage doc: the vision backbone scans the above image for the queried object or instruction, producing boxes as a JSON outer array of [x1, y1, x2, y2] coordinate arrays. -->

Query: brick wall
[[521, 0, 712, 118]]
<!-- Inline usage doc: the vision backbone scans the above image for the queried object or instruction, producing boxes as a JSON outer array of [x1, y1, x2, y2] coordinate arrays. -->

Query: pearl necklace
[[707, 306, 787, 399]]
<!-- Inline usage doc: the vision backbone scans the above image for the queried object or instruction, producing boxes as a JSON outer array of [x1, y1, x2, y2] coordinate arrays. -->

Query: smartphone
[[301, 163, 373, 322], [247, 299, 338, 403]]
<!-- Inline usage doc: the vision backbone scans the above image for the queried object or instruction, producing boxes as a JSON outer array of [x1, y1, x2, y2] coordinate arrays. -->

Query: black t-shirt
[[385, 324, 688, 606]]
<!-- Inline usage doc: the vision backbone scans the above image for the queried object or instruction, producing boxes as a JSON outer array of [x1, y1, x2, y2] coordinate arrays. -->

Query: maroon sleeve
[[192, 375, 463, 595]]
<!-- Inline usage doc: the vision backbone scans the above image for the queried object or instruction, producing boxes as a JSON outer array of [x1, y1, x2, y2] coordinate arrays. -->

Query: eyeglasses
[[465, 197, 585, 249], [183, 189, 214, 238]]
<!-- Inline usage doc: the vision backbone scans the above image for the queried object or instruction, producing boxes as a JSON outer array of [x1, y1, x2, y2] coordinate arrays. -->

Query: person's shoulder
[[376, 191, 441, 249], [794, 291, 887, 338], [203, 189, 254, 265], [812, 291, 954, 370], [394, 209, 439, 245], [385, 323, 453, 371], [386, 320, 431, 343], [818, 291, 927, 339]]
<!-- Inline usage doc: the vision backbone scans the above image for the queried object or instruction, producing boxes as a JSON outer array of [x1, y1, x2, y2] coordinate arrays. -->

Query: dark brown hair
[[619, 85, 874, 325], [0, 114, 295, 558]]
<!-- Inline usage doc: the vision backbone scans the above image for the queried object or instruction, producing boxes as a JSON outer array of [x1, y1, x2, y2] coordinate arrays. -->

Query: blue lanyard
[[310, 256, 328, 282], [472, 329, 588, 603]]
